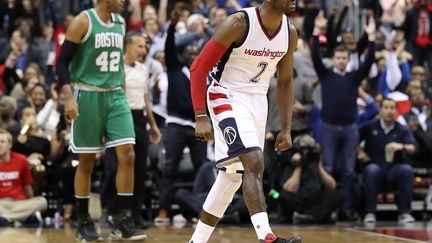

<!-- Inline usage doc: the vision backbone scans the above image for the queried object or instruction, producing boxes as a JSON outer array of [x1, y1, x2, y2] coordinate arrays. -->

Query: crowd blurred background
[[0, 0, 432, 228]]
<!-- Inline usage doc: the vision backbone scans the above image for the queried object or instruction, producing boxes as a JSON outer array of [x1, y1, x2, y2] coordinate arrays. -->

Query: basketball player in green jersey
[[56, 0, 147, 241]]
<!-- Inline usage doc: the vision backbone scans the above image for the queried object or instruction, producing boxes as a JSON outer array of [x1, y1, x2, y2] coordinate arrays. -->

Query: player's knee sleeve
[[202, 171, 242, 218]]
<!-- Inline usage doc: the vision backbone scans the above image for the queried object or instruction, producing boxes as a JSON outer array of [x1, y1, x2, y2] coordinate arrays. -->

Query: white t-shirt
[[124, 62, 149, 110]]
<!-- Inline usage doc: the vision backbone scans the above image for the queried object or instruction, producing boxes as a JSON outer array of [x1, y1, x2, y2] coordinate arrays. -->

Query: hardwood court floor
[[0, 224, 429, 243]]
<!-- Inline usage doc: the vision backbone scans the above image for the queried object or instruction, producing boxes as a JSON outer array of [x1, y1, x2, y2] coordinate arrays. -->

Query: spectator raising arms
[[311, 10, 376, 220]]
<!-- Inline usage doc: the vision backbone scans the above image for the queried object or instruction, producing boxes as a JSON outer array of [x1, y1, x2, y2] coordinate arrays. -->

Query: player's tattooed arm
[[274, 24, 298, 151], [211, 11, 247, 48]]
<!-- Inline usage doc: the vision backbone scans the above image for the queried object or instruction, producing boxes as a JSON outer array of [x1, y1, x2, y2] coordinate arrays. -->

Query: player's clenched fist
[[195, 115, 214, 141], [62, 85, 79, 120], [64, 97, 79, 120], [275, 129, 292, 151]]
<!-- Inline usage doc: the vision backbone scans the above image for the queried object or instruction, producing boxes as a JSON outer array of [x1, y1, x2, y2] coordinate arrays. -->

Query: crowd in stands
[[0, 0, 431, 227]]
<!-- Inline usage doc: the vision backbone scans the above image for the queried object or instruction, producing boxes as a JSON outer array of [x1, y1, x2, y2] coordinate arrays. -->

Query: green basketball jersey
[[70, 9, 125, 88]]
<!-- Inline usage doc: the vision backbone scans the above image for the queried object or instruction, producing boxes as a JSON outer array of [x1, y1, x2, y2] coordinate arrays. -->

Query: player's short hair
[[0, 128, 13, 144]]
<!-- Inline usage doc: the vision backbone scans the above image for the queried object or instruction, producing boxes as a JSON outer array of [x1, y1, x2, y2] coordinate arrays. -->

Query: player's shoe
[[75, 215, 103, 242], [110, 210, 147, 241], [260, 233, 302, 243]]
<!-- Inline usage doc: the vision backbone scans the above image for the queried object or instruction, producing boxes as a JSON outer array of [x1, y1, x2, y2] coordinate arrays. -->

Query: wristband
[[195, 114, 208, 119]]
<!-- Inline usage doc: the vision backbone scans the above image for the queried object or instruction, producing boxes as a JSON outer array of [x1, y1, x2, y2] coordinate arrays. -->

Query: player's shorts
[[70, 84, 135, 153], [207, 81, 267, 172]]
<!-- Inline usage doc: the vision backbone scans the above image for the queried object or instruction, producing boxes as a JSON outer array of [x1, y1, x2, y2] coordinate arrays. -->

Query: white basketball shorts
[[207, 81, 267, 172]]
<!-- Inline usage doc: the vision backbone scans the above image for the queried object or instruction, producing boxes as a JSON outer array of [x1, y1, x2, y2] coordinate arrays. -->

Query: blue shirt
[[359, 119, 418, 165]]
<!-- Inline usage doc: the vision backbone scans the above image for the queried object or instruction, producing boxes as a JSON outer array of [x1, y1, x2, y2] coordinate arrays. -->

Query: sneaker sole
[[110, 233, 148, 241], [75, 236, 104, 242]]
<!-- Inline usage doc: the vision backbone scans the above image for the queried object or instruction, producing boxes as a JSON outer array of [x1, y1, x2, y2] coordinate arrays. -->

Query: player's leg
[[190, 86, 252, 242], [112, 144, 135, 213], [70, 89, 105, 242], [106, 89, 146, 240], [238, 150, 271, 235], [238, 93, 300, 243], [75, 153, 103, 242], [240, 150, 301, 243], [190, 170, 243, 243], [75, 154, 96, 207]]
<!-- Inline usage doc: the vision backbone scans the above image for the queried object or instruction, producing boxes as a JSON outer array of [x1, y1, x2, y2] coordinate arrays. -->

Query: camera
[[290, 134, 320, 168]]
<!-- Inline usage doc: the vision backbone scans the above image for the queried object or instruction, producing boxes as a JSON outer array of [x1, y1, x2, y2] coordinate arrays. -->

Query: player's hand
[[61, 85, 79, 120], [64, 95, 79, 120], [195, 116, 213, 141], [275, 129, 292, 151]]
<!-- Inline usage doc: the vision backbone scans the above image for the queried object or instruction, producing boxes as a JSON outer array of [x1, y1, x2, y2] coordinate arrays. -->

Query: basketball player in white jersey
[[189, 0, 299, 242]]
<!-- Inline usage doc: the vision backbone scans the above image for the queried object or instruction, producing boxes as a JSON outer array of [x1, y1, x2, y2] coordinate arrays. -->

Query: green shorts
[[70, 88, 135, 153]]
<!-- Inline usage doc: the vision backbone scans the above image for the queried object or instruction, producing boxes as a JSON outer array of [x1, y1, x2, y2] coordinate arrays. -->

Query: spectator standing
[[311, 11, 376, 218], [155, 10, 207, 225]]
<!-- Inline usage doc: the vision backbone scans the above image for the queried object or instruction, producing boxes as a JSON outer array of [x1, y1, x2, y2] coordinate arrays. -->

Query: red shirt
[[0, 153, 33, 200]]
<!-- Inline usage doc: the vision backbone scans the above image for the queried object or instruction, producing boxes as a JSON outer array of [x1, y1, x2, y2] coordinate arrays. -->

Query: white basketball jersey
[[209, 7, 290, 95]]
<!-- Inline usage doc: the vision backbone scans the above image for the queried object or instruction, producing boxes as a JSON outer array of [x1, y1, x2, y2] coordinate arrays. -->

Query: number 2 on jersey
[[250, 62, 268, 82], [96, 51, 120, 72]]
